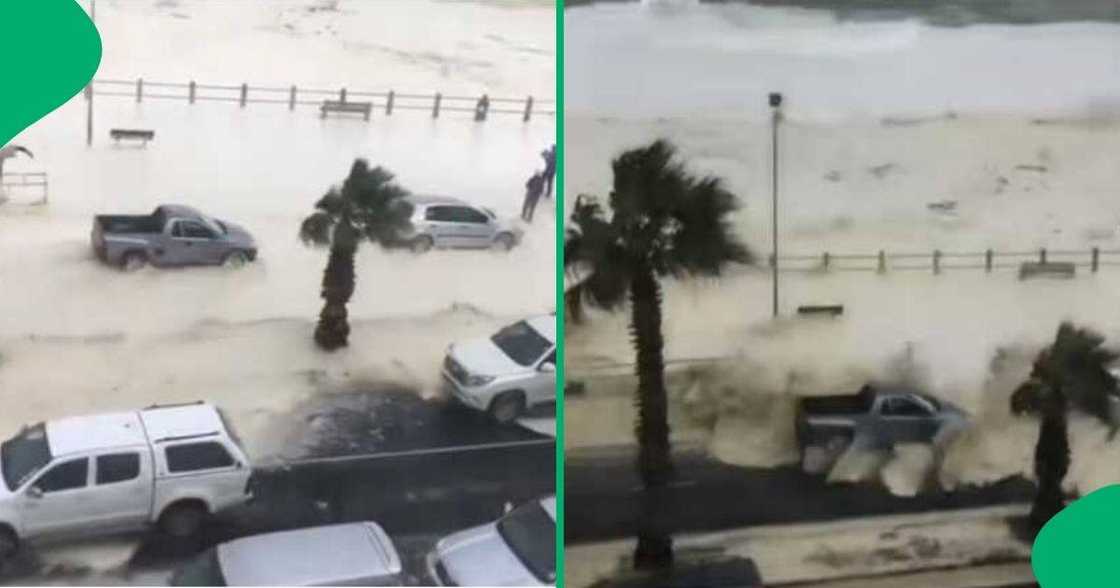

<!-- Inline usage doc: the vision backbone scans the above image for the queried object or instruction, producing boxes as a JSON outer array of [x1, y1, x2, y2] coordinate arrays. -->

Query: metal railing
[[88, 78, 554, 121], [0, 172, 48, 205], [770, 247, 1120, 274]]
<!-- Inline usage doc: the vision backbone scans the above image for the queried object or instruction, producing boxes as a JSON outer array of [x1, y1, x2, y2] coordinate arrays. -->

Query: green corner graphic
[[0, 0, 101, 147], [1033, 484, 1120, 586]]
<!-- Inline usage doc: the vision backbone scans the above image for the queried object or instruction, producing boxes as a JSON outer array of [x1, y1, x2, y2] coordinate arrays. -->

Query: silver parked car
[[427, 496, 556, 586], [401, 196, 523, 253], [169, 522, 403, 586]]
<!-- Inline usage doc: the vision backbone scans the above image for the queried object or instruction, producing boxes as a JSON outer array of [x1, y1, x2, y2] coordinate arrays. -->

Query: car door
[[424, 206, 459, 248], [21, 457, 98, 539], [86, 450, 153, 532], [169, 220, 224, 265], [527, 349, 557, 406], [879, 396, 937, 444], [451, 206, 496, 248]]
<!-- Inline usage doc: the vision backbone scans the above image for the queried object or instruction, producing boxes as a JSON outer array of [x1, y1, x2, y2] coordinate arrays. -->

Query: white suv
[[442, 315, 557, 423], [0, 402, 252, 562]]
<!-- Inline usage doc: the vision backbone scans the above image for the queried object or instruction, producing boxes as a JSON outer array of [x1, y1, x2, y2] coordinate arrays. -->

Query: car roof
[[138, 402, 226, 443], [46, 412, 148, 457], [218, 522, 402, 586], [525, 315, 557, 344], [158, 204, 203, 218]]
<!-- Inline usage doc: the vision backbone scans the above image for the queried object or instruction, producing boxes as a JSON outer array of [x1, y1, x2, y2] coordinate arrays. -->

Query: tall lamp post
[[85, 0, 96, 147], [769, 92, 782, 318]]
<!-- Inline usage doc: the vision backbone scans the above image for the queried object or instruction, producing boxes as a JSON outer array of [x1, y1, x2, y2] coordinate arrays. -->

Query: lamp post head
[[769, 92, 783, 108]]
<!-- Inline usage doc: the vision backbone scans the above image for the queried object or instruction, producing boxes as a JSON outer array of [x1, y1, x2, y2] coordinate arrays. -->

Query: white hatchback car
[[402, 195, 524, 253], [442, 315, 557, 423], [427, 496, 556, 586]]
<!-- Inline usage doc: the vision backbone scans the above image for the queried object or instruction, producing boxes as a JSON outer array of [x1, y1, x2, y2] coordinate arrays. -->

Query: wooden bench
[[1019, 261, 1076, 280], [797, 305, 844, 317], [320, 100, 372, 121], [109, 129, 155, 145]]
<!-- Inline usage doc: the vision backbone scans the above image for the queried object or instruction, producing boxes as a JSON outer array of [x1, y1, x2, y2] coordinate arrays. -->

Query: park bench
[[797, 305, 844, 317], [320, 100, 372, 121], [1019, 261, 1076, 280], [110, 129, 155, 145]]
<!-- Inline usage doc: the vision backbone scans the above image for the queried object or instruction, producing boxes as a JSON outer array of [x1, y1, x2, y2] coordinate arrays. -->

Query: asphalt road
[[0, 387, 555, 585], [566, 449, 1033, 544]]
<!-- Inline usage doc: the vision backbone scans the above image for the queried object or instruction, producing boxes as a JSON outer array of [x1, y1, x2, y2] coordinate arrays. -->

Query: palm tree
[[1014, 322, 1118, 535], [565, 140, 751, 571], [300, 159, 413, 351]]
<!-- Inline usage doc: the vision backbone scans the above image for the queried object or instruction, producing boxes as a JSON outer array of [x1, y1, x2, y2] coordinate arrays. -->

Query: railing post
[[877, 250, 886, 274], [933, 250, 942, 275], [1092, 247, 1100, 273], [523, 95, 533, 122], [289, 85, 297, 111], [386, 90, 395, 115], [822, 252, 830, 271], [136, 78, 143, 103], [768, 253, 775, 269], [239, 83, 248, 108], [432, 93, 442, 118], [188, 80, 196, 104], [985, 249, 993, 273], [1040, 248, 1047, 264], [339, 87, 347, 103]]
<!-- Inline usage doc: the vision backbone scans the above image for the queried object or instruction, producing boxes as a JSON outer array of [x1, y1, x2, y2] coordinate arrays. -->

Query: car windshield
[[491, 321, 552, 367], [482, 207, 497, 219], [497, 502, 556, 583], [1, 423, 52, 491], [170, 548, 227, 586], [201, 215, 228, 235]]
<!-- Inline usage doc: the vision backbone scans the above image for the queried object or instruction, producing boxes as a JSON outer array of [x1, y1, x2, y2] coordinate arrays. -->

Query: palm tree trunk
[[314, 223, 357, 351], [1029, 388, 1070, 536], [629, 264, 674, 570]]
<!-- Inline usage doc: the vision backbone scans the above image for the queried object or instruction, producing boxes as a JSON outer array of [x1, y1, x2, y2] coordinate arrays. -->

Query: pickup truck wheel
[[159, 503, 206, 538], [492, 233, 515, 252], [489, 392, 525, 424], [222, 251, 249, 269], [0, 527, 17, 561], [121, 251, 148, 272], [411, 236, 434, 254]]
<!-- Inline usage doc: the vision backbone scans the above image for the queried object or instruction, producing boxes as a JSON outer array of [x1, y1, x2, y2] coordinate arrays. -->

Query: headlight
[[465, 374, 495, 387]]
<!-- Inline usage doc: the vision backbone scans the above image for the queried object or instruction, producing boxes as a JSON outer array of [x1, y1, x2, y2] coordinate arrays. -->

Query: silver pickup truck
[[795, 385, 968, 464], [92, 205, 257, 271]]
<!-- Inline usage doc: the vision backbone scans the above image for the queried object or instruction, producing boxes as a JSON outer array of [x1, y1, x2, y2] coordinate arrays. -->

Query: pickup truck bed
[[94, 214, 164, 234]]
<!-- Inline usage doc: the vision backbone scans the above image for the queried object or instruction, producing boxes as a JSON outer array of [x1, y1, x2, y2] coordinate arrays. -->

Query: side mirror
[[539, 362, 555, 374], [234, 461, 243, 470], [27, 486, 43, 499]]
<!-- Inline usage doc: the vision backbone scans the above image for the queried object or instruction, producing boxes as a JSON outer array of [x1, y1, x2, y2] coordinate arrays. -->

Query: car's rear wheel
[[223, 250, 249, 269], [489, 391, 526, 424], [121, 251, 148, 272], [492, 233, 515, 252], [159, 502, 207, 538], [411, 236, 434, 254]]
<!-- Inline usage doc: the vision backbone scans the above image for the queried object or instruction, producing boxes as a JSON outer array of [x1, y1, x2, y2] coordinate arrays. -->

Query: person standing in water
[[0, 144, 34, 204], [522, 171, 545, 222]]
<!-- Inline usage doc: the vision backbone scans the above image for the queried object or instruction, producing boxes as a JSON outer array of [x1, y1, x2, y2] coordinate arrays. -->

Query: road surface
[[566, 449, 1033, 543]]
